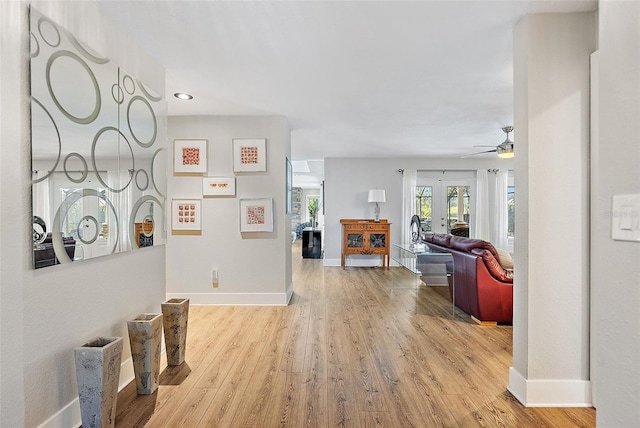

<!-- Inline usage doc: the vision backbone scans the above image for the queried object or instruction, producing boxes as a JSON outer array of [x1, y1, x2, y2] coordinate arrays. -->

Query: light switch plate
[[612, 194, 640, 242]]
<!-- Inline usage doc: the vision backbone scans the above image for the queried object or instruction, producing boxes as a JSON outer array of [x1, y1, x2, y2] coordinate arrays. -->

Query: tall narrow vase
[[74, 337, 123, 428], [161, 298, 189, 366], [127, 313, 162, 395]]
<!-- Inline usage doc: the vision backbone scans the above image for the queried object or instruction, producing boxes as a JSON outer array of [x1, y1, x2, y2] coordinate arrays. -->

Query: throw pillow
[[496, 248, 514, 270], [471, 248, 514, 282]]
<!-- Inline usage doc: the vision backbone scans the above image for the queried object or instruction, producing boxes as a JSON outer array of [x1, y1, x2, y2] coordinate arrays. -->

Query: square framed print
[[174, 139, 207, 175], [240, 198, 273, 232], [171, 199, 201, 233], [202, 176, 236, 197], [233, 138, 266, 172]]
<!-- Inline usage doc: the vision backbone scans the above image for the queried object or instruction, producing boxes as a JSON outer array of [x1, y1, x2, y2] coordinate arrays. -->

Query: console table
[[340, 219, 390, 269]]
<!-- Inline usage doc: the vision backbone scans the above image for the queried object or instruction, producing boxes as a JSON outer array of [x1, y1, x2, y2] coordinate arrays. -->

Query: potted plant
[[308, 198, 318, 227]]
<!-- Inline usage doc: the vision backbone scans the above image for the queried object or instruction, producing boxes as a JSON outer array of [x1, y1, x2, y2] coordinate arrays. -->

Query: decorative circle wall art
[[29, 7, 167, 268]]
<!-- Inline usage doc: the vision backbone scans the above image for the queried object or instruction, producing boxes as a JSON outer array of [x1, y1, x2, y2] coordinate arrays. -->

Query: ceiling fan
[[463, 126, 514, 158]]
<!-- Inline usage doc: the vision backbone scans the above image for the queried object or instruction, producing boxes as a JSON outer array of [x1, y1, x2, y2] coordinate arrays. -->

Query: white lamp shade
[[368, 189, 386, 203]]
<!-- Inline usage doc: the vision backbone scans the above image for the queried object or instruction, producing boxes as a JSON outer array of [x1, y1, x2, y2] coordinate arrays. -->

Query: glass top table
[[392, 243, 453, 274], [392, 243, 455, 315]]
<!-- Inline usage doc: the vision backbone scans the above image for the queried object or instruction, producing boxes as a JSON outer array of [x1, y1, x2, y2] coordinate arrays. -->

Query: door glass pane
[[446, 186, 470, 232], [415, 186, 432, 232], [59, 187, 106, 242], [60, 188, 81, 239]]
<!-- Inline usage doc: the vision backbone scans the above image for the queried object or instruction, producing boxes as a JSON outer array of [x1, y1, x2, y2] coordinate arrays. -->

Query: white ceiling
[[96, 0, 597, 180]]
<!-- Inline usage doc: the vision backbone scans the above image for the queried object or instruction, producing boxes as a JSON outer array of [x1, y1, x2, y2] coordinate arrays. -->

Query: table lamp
[[368, 189, 386, 222]]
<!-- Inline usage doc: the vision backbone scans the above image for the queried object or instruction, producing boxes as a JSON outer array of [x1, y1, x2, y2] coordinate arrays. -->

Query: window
[[59, 187, 107, 240], [446, 185, 470, 231], [415, 186, 432, 231], [60, 188, 82, 239], [416, 178, 473, 234]]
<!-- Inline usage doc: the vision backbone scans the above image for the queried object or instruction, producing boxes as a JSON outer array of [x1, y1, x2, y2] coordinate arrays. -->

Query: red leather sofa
[[422, 233, 513, 324]]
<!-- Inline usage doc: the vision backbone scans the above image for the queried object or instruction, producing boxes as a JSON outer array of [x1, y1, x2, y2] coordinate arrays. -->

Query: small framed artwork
[[174, 139, 207, 175], [171, 199, 201, 234], [239, 198, 274, 232], [233, 138, 266, 172], [203, 176, 236, 197]]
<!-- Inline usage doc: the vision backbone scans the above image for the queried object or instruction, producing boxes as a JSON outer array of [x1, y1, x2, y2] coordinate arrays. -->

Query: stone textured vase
[[74, 337, 123, 428], [127, 313, 162, 395], [161, 298, 189, 366]]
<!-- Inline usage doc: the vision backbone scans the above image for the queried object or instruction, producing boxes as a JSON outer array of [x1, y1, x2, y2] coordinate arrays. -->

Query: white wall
[[0, 2, 166, 426], [167, 116, 292, 305], [510, 12, 595, 406], [323, 157, 512, 267], [593, 1, 640, 426]]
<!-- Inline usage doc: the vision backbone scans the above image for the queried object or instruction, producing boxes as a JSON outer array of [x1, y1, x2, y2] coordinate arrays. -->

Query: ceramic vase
[[127, 313, 162, 395], [161, 298, 189, 366], [74, 337, 123, 428]]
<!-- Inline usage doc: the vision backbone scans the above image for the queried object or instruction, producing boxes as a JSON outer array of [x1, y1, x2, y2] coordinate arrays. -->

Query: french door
[[52, 173, 109, 260], [416, 173, 475, 235]]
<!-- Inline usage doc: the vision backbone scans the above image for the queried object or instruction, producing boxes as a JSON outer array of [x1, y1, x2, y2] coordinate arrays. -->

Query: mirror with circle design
[[30, 8, 167, 269]]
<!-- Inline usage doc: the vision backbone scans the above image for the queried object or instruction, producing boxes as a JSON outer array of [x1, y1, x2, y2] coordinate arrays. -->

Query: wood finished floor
[[114, 241, 595, 427]]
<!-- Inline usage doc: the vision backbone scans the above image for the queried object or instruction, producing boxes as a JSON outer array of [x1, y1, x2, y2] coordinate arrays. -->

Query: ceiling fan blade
[[473, 145, 498, 148], [461, 149, 497, 158]]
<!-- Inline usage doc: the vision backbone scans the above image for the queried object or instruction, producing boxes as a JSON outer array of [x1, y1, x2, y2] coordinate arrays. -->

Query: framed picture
[[286, 158, 292, 214], [203, 176, 236, 197], [233, 138, 266, 172], [171, 199, 201, 233], [174, 139, 207, 174], [239, 198, 274, 232]]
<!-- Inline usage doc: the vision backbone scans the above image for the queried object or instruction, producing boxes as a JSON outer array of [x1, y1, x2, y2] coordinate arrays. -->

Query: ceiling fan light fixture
[[462, 125, 515, 158], [497, 143, 514, 158], [497, 126, 514, 158]]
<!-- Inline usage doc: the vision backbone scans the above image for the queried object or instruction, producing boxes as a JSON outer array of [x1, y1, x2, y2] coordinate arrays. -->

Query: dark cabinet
[[302, 228, 322, 259]]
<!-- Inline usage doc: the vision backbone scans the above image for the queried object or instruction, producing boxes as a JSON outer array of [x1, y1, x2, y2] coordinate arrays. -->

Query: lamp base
[[374, 203, 380, 222]]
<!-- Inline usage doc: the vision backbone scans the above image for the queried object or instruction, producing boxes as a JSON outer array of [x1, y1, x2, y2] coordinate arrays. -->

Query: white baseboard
[[166, 291, 292, 306], [38, 357, 136, 428], [508, 367, 592, 407]]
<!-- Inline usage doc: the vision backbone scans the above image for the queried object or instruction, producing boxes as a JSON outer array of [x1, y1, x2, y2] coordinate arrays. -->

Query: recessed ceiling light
[[174, 92, 193, 100]]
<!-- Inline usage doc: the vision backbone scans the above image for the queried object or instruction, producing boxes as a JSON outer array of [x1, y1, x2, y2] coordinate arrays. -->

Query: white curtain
[[33, 171, 51, 229], [474, 169, 491, 241], [491, 170, 509, 249], [108, 170, 132, 252], [401, 169, 417, 244]]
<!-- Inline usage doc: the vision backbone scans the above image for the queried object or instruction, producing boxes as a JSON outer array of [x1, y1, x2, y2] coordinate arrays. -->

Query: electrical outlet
[[211, 269, 219, 288]]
